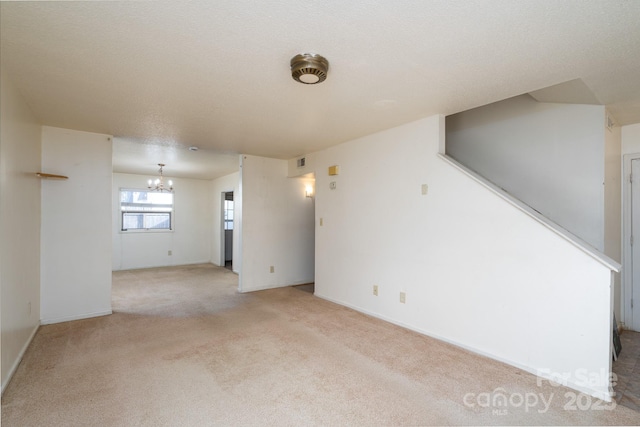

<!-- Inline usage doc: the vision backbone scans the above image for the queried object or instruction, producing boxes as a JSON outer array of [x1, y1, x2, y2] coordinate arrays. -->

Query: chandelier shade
[[147, 163, 173, 192]]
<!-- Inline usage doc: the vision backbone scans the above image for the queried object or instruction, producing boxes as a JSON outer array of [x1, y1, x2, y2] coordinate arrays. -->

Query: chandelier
[[147, 163, 173, 192]]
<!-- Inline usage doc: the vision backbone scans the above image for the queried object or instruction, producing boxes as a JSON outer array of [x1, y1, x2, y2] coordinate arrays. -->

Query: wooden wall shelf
[[36, 173, 68, 180]]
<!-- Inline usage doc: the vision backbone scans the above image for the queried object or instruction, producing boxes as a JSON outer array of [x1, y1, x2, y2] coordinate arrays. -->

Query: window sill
[[119, 229, 174, 234]]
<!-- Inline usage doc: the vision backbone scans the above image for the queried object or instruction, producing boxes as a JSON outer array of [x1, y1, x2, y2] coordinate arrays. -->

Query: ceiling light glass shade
[[305, 185, 314, 198], [291, 53, 329, 84]]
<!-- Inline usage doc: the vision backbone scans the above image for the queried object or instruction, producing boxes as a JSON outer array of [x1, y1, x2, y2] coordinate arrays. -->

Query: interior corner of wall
[[438, 114, 446, 155]]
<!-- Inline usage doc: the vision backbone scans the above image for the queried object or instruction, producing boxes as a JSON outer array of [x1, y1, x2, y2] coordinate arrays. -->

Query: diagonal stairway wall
[[446, 94, 622, 322], [305, 114, 619, 400], [446, 94, 616, 252]]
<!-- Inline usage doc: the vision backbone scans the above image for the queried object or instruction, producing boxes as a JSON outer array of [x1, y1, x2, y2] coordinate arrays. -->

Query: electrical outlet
[[270, 266, 275, 273], [400, 292, 406, 304], [168, 250, 172, 256], [373, 285, 378, 296], [330, 181, 337, 190]]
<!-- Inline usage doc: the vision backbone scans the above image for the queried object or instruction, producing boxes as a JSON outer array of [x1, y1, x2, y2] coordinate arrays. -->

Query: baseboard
[[114, 261, 212, 272], [240, 280, 313, 293], [1, 323, 39, 395], [239, 283, 287, 293], [314, 292, 612, 402], [40, 309, 112, 325]]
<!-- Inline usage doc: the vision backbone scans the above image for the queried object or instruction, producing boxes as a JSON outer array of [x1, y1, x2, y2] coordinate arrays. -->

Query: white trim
[[237, 156, 245, 293], [439, 154, 621, 272], [1, 323, 39, 395], [219, 190, 235, 268], [40, 310, 112, 325], [118, 227, 174, 234], [220, 192, 227, 267], [113, 261, 213, 272], [239, 280, 312, 293], [314, 292, 612, 401], [622, 153, 640, 330]]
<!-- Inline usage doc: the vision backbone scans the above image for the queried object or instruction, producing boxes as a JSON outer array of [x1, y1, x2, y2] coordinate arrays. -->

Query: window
[[120, 189, 173, 231]]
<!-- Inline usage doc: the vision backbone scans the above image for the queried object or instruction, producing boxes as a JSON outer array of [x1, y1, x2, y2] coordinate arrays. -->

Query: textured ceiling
[[2, 0, 640, 179]]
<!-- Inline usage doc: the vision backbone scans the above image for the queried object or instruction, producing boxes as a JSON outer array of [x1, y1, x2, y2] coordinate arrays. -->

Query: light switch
[[421, 184, 428, 195]]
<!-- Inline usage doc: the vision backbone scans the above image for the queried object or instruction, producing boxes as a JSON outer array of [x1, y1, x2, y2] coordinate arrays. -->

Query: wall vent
[[297, 157, 306, 168]]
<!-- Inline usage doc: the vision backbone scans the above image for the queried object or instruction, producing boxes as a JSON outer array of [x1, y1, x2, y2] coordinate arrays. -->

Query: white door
[[632, 158, 640, 330]]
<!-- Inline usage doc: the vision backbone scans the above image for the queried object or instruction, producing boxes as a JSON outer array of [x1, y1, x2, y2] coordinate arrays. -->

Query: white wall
[[314, 115, 615, 399], [239, 155, 314, 292], [112, 173, 213, 271], [40, 127, 112, 324], [211, 171, 240, 272], [622, 123, 640, 155], [446, 95, 606, 251], [604, 114, 622, 321], [0, 70, 42, 391], [287, 152, 317, 177]]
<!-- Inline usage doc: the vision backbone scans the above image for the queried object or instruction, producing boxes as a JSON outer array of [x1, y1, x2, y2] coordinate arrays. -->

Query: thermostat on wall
[[328, 165, 339, 176]]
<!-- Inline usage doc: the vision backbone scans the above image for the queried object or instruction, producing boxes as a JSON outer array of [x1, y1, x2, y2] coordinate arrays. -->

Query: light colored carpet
[[614, 330, 640, 410], [2, 263, 639, 426]]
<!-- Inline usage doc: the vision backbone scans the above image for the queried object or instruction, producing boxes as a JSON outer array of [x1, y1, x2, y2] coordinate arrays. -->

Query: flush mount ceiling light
[[290, 53, 329, 84]]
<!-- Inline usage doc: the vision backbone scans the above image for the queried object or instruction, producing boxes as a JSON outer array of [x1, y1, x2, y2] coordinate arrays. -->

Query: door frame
[[220, 191, 234, 268], [220, 192, 226, 267], [622, 153, 640, 330]]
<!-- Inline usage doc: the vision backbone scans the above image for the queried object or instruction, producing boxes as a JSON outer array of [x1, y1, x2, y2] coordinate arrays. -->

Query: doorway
[[624, 154, 640, 331], [631, 159, 640, 329], [222, 191, 234, 271]]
